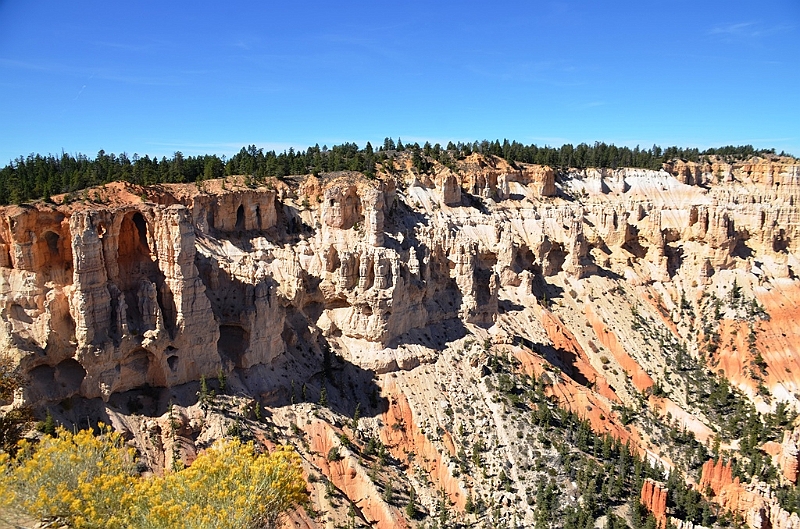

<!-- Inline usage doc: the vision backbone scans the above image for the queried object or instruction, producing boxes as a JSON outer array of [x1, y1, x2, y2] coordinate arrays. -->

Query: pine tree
[[42, 409, 56, 437], [405, 487, 416, 519], [217, 368, 227, 393], [198, 375, 209, 408], [465, 490, 475, 513], [383, 481, 394, 504]]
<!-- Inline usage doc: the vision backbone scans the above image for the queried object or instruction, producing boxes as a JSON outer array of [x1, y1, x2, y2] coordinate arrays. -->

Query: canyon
[[2, 151, 800, 528]]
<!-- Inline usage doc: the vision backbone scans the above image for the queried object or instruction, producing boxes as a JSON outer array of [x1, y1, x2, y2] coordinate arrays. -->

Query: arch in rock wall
[[167, 355, 179, 371], [118, 211, 155, 288], [9, 303, 32, 324], [116, 211, 177, 336], [544, 243, 567, 276], [27, 359, 86, 402], [513, 244, 536, 273], [235, 205, 245, 230], [133, 212, 148, 249], [44, 231, 59, 257], [119, 348, 166, 388], [55, 359, 86, 394], [206, 208, 215, 232], [166, 346, 179, 372], [774, 229, 790, 253], [475, 268, 494, 305], [218, 324, 249, 368], [39, 230, 72, 275], [478, 250, 498, 270]]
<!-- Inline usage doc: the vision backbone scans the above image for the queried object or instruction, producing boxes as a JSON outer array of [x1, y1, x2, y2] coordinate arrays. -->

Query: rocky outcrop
[[664, 157, 800, 188], [454, 154, 556, 199], [700, 459, 800, 529], [776, 429, 800, 484], [3, 154, 800, 406], [4, 153, 800, 528], [641, 478, 668, 524], [191, 188, 277, 234], [700, 459, 735, 496], [440, 172, 462, 206]]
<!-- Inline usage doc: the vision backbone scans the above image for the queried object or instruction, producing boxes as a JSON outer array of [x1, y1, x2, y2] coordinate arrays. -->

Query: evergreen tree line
[[0, 139, 784, 205]]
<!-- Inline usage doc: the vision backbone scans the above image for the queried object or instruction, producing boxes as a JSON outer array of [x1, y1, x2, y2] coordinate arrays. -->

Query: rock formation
[[700, 459, 800, 529], [3, 152, 800, 528], [777, 429, 800, 484], [641, 478, 669, 524]]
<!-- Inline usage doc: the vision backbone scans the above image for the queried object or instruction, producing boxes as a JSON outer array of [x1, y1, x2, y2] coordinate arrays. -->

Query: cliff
[[3, 152, 800, 528]]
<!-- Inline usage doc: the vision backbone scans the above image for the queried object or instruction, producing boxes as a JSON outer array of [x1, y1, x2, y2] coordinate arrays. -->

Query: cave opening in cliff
[[40, 230, 72, 275], [235, 205, 245, 230], [218, 324, 249, 368], [255, 205, 262, 229], [28, 365, 56, 402], [513, 244, 536, 273], [544, 244, 567, 275], [118, 212, 153, 277], [120, 348, 166, 388], [55, 359, 87, 394], [44, 231, 60, 257], [28, 359, 86, 402]]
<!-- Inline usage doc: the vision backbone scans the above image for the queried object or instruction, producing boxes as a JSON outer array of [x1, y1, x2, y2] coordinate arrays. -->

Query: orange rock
[[380, 380, 465, 510], [584, 305, 654, 392], [539, 309, 620, 403], [641, 478, 668, 524], [305, 418, 408, 529], [511, 342, 647, 461], [699, 458, 734, 496]]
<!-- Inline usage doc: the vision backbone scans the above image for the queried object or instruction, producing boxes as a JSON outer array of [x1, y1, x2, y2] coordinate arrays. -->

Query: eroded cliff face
[[3, 153, 800, 528]]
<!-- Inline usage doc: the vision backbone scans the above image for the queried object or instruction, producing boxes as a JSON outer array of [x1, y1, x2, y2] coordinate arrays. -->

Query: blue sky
[[1, 0, 798, 164]]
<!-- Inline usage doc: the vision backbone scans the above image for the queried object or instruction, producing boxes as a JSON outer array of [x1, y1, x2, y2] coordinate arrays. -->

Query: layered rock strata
[[2, 153, 800, 528]]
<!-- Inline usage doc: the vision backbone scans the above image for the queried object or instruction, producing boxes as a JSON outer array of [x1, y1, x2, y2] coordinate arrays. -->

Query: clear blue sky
[[1, 0, 798, 164]]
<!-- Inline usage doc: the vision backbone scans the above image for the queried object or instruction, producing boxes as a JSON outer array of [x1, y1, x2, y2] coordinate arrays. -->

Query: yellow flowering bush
[[0, 427, 307, 529], [0, 424, 136, 528], [132, 440, 307, 529]]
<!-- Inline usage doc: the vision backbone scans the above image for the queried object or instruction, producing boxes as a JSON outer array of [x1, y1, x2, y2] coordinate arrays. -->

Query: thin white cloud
[[709, 21, 795, 39], [90, 41, 152, 52], [0, 58, 193, 87], [710, 22, 756, 35]]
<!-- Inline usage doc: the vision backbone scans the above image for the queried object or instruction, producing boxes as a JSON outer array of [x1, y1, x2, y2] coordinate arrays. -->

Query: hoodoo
[[2, 149, 800, 528]]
